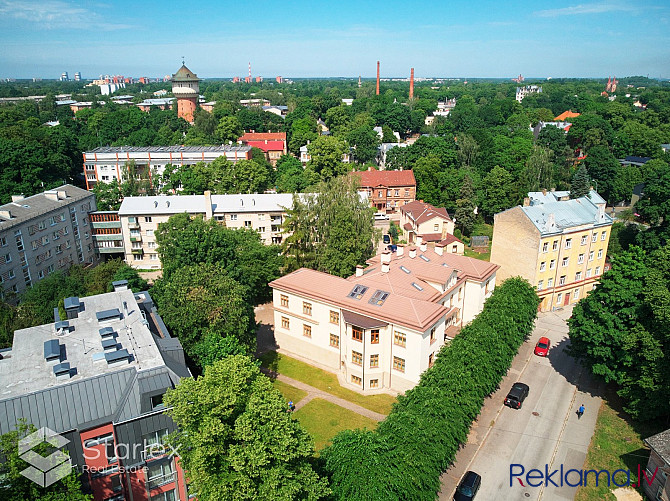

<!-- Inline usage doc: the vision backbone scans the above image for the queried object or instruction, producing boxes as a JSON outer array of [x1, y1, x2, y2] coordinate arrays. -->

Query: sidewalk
[[261, 368, 387, 422]]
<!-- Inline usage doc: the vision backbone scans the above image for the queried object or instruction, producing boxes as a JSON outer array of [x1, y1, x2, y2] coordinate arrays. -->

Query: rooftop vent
[[64, 296, 81, 319], [96, 308, 121, 322], [101, 338, 118, 352], [44, 339, 60, 362], [105, 349, 130, 365], [368, 290, 390, 306], [99, 327, 116, 339], [154, 201, 158, 208], [54, 320, 71, 335], [0, 210, 13, 220], [112, 280, 129, 292], [53, 362, 71, 378], [347, 284, 368, 300], [400, 265, 411, 274], [411, 282, 424, 291]]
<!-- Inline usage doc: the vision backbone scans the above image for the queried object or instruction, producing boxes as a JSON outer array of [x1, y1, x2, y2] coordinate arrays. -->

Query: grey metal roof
[[645, 429, 670, 464], [44, 340, 60, 360], [0, 185, 93, 232], [88, 145, 251, 154], [64, 297, 80, 310], [96, 308, 121, 321]]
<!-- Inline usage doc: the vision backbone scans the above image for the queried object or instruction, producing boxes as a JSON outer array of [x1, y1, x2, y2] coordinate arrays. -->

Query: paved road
[[439, 307, 602, 501]]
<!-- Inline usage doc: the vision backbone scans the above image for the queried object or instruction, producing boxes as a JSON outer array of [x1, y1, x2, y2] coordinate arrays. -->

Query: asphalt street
[[439, 306, 602, 501]]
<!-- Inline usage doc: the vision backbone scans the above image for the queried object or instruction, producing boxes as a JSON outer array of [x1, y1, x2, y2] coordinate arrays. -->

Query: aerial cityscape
[[0, 2, 669, 501]]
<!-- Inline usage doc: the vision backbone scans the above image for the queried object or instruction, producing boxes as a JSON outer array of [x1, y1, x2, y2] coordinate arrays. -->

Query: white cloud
[[0, 0, 135, 30], [534, 3, 635, 17]]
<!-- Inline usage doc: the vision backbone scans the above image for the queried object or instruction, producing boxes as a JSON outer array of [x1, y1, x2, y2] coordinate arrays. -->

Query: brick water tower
[[171, 61, 200, 123]]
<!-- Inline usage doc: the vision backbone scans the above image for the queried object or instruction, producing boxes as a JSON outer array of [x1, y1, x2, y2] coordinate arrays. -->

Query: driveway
[[439, 306, 603, 501]]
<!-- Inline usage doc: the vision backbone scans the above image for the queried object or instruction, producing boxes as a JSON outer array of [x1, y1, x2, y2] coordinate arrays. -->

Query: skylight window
[[347, 285, 368, 300], [368, 290, 390, 306], [399, 266, 411, 274], [411, 282, 424, 291], [419, 255, 430, 262]]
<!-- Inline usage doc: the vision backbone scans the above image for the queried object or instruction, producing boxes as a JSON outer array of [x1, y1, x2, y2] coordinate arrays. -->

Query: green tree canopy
[[570, 164, 591, 198]]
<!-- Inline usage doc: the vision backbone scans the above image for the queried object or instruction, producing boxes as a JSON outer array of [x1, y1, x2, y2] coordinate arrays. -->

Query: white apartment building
[[270, 243, 498, 393], [83, 145, 252, 190], [0, 185, 98, 299], [118, 192, 294, 269]]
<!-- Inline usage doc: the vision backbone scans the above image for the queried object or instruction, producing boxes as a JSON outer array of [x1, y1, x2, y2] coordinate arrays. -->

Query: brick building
[[352, 170, 416, 214], [238, 132, 287, 166]]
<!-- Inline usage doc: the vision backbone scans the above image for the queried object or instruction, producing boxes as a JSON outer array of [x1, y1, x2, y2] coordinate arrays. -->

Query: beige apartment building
[[399, 200, 456, 244], [491, 190, 612, 312], [270, 243, 498, 393], [118, 192, 293, 269]]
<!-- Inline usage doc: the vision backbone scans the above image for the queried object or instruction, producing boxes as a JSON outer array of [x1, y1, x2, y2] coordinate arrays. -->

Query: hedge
[[322, 277, 539, 500]]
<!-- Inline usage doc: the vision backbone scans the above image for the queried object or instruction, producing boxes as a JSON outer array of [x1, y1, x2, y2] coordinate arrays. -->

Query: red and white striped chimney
[[376, 61, 380, 96], [409, 68, 414, 99]]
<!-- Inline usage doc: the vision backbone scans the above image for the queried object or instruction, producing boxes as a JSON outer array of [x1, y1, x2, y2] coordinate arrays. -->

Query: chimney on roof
[[409, 68, 414, 100], [409, 247, 417, 259], [57, 190, 67, 200], [542, 188, 547, 196], [376, 61, 380, 96], [11, 195, 24, 203], [356, 265, 364, 277], [112, 280, 128, 292], [435, 242, 445, 256], [381, 250, 391, 265], [416, 235, 423, 246], [44, 191, 59, 201], [523, 197, 530, 207], [420, 242, 427, 253], [0, 210, 11, 220], [204, 190, 213, 220], [396, 244, 404, 256]]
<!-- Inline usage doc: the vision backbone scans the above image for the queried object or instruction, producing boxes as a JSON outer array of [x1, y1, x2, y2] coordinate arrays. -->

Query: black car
[[383, 234, 391, 244], [504, 382, 530, 409], [454, 470, 481, 500]]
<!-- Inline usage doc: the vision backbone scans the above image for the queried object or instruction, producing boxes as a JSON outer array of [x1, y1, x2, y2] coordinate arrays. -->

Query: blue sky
[[0, 0, 669, 80]]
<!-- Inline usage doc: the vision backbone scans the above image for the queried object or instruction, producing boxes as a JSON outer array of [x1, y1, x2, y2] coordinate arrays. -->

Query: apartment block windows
[[586, 268, 592, 278], [537, 280, 543, 291], [562, 257, 569, 267], [394, 331, 406, 347], [330, 310, 339, 324], [597, 249, 603, 259], [595, 266, 601, 275], [592, 233, 597, 243], [370, 354, 379, 368], [352, 351, 362, 365], [557, 293, 563, 304], [352, 326, 363, 342], [565, 238, 572, 249], [433, 223, 439, 232], [540, 262, 546, 272], [574, 288, 581, 300], [393, 356, 405, 373], [429, 353, 434, 368], [578, 253, 585, 264], [144, 217, 152, 223], [547, 277, 554, 288], [281, 317, 289, 329], [601, 231, 607, 241], [303, 324, 311, 338], [303, 301, 312, 315], [351, 375, 362, 385], [244, 221, 252, 228], [552, 240, 558, 251], [559, 275, 566, 286], [0, 237, 6, 247], [147, 460, 174, 490], [575, 271, 582, 281], [369, 379, 379, 388], [230, 214, 237, 221], [329, 334, 339, 348], [280, 294, 289, 307], [581, 235, 587, 245], [589, 251, 594, 261], [542, 242, 548, 252], [549, 259, 556, 270], [370, 329, 379, 344]]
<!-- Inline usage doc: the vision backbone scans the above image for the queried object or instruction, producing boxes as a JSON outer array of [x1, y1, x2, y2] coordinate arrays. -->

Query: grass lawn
[[272, 379, 308, 405], [576, 391, 664, 501], [293, 398, 378, 451], [259, 351, 396, 415], [464, 247, 491, 262]]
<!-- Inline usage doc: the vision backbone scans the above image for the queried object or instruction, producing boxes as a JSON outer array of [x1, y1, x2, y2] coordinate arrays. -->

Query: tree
[[91, 178, 122, 211], [288, 116, 317, 154], [110, 265, 148, 292], [583, 145, 620, 202], [347, 125, 380, 164], [150, 263, 256, 362], [454, 175, 477, 236], [0, 421, 92, 501], [412, 155, 442, 206], [381, 125, 397, 143], [282, 176, 379, 277], [307, 136, 349, 181], [480, 166, 516, 220], [164, 356, 330, 501], [522, 145, 553, 193], [215, 115, 243, 143], [217, 158, 270, 194], [570, 164, 591, 198], [456, 133, 480, 170], [636, 160, 670, 226], [275, 155, 311, 193]]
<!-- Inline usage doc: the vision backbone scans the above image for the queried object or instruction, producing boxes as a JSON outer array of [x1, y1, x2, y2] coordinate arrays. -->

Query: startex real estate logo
[[510, 464, 659, 489], [18, 427, 72, 487]]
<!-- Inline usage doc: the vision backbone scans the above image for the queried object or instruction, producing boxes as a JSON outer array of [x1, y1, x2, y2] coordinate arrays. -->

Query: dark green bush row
[[322, 277, 540, 500]]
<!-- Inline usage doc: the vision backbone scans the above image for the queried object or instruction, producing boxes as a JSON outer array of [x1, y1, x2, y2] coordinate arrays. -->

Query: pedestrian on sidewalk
[[577, 404, 585, 419], [288, 400, 295, 412]]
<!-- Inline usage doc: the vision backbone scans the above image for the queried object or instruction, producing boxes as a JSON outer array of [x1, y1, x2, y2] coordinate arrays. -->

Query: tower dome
[[171, 63, 200, 123]]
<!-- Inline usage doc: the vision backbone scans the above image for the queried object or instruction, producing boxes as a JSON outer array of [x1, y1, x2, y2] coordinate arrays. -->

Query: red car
[[534, 337, 550, 357]]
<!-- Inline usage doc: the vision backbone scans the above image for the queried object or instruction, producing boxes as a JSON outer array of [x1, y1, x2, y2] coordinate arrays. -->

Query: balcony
[[131, 248, 144, 255], [128, 220, 140, 229], [147, 472, 176, 490], [130, 235, 142, 242], [91, 221, 122, 229]]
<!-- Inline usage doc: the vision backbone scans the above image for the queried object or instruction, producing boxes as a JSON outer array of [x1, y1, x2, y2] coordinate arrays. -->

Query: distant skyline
[[1, 0, 669, 80]]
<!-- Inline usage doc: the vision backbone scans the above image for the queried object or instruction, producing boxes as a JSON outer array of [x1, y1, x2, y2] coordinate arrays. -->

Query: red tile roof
[[243, 140, 285, 153], [239, 132, 286, 142], [352, 169, 416, 188], [439, 234, 463, 245], [400, 200, 451, 224], [554, 110, 580, 121]]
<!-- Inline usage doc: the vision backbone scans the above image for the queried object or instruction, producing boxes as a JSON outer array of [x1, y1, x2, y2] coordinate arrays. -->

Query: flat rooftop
[[86, 145, 251, 154], [0, 289, 165, 397]]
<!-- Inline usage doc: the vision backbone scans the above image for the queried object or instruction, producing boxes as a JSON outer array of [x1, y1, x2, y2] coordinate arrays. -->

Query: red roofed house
[[399, 200, 456, 245], [270, 244, 498, 393], [554, 110, 580, 121], [352, 169, 416, 214], [238, 132, 287, 166]]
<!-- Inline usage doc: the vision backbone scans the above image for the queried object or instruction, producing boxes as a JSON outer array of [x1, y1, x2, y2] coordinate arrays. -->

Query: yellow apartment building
[[490, 190, 612, 312]]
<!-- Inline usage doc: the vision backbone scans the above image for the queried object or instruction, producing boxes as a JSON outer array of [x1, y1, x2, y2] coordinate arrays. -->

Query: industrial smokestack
[[376, 61, 380, 96], [409, 68, 414, 99]]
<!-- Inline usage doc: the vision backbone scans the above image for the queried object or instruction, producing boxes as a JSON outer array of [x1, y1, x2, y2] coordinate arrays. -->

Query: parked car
[[387, 244, 398, 252], [504, 382, 529, 409], [383, 234, 391, 244], [454, 470, 481, 500], [534, 337, 551, 357], [374, 212, 390, 221]]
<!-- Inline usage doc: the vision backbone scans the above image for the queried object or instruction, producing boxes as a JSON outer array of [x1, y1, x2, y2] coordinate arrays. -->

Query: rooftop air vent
[[112, 280, 128, 292], [96, 308, 121, 322], [99, 327, 116, 339], [347, 285, 368, 300], [64, 296, 81, 319], [53, 362, 71, 377], [101, 338, 118, 351], [368, 290, 390, 306], [44, 339, 60, 362], [104, 349, 130, 365], [55, 321, 70, 335]]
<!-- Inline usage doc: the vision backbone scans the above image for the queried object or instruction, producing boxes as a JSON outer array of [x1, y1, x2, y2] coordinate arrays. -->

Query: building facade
[[171, 64, 200, 123], [270, 244, 498, 393], [238, 132, 287, 166], [0, 185, 98, 299], [352, 170, 416, 214], [490, 190, 612, 312], [0, 285, 192, 501], [118, 192, 294, 269], [399, 200, 455, 244], [643, 429, 670, 501], [91, 212, 124, 258], [83, 145, 252, 190]]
